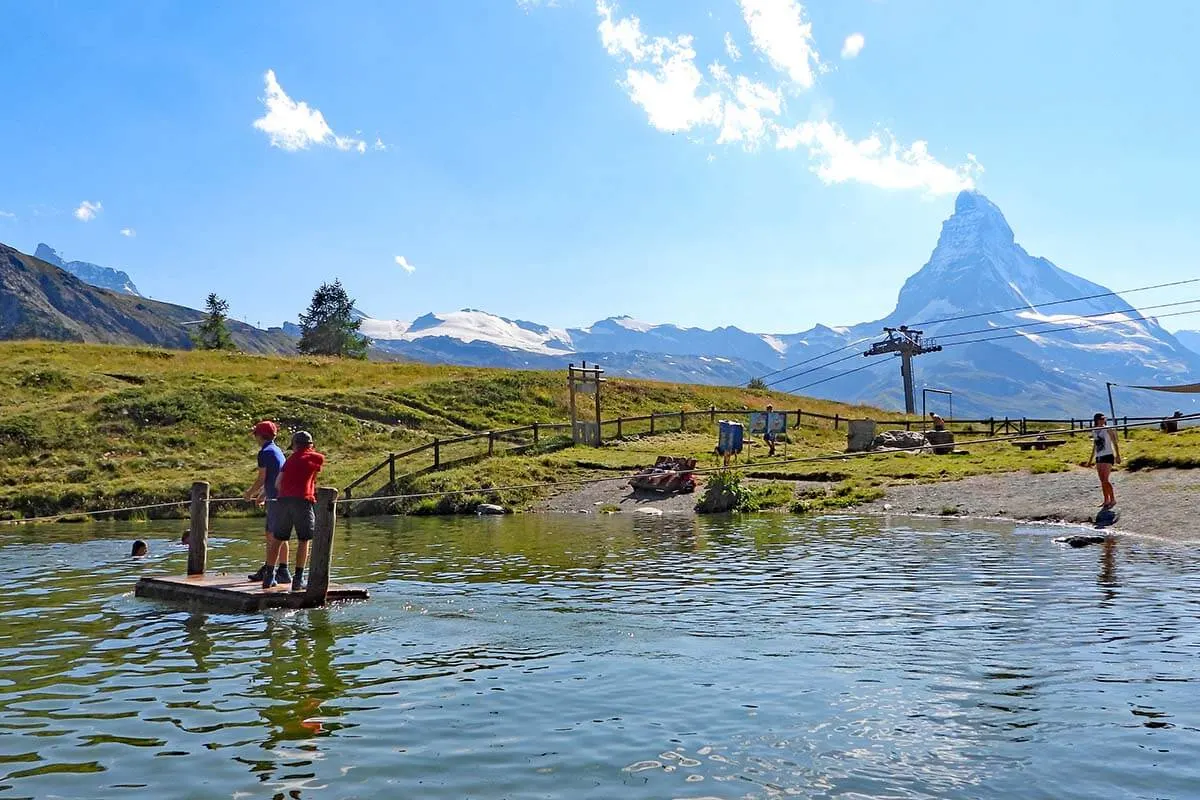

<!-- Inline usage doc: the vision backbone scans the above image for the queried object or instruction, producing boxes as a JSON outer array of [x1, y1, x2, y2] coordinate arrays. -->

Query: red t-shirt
[[278, 448, 325, 502]]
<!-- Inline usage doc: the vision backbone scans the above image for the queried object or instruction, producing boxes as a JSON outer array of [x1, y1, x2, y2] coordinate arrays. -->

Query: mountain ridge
[[0, 243, 294, 354], [34, 243, 142, 296]]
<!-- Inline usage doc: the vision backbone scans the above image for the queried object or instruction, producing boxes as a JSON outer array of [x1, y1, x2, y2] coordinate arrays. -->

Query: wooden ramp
[[136, 573, 369, 612]]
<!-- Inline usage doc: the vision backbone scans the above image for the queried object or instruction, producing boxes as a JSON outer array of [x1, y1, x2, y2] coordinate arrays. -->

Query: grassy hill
[[0, 341, 881, 517], [2, 341, 1193, 521]]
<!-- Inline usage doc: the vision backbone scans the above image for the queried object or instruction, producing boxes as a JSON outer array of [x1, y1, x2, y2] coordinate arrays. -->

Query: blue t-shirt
[[258, 442, 286, 499]]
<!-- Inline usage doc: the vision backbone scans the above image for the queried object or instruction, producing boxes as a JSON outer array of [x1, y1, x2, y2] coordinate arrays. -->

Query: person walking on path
[[1085, 412, 1121, 510], [245, 421, 289, 585], [263, 431, 325, 591]]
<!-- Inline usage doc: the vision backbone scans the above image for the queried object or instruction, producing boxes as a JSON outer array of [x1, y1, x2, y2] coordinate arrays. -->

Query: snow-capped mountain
[[360, 309, 573, 355], [359, 191, 1200, 416], [34, 244, 141, 296]]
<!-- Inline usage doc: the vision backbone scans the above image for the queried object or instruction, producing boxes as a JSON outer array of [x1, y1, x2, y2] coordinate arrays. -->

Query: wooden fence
[[343, 406, 1168, 501]]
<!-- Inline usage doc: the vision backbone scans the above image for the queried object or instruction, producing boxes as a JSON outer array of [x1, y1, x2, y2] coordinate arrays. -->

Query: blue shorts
[[265, 498, 282, 533], [271, 497, 315, 542]]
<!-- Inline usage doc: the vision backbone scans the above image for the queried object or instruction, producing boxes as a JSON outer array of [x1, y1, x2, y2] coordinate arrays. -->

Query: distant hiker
[[1085, 412, 1121, 510], [263, 431, 325, 591], [246, 421, 289, 585], [930, 413, 946, 431], [131, 540, 148, 558], [763, 404, 777, 457]]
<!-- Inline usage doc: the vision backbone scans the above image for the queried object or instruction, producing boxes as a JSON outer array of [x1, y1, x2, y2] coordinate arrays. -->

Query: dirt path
[[849, 467, 1200, 545], [538, 466, 1200, 545]]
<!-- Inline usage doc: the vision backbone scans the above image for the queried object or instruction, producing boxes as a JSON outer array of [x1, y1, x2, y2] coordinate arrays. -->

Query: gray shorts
[[271, 497, 315, 542], [265, 498, 282, 532]]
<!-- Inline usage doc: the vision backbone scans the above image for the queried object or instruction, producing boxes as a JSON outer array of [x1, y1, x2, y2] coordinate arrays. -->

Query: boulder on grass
[[871, 430, 928, 452], [846, 419, 877, 453], [925, 429, 955, 455]]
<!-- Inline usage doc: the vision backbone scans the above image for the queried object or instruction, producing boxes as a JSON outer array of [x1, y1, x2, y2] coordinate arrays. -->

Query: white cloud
[[517, 0, 558, 9], [252, 69, 367, 153], [394, 255, 417, 274], [777, 120, 979, 195], [596, 1, 775, 145], [715, 74, 782, 145], [374, 137, 387, 151], [841, 33, 865, 59], [597, 0, 649, 60], [0, 210, 14, 219], [74, 201, 102, 222], [738, 0, 819, 89], [120, 228, 136, 238], [724, 32, 742, 61], [589, 1, 978, 193]]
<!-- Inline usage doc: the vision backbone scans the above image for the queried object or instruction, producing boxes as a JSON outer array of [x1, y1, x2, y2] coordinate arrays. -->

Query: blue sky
[[1, 0, 1198, 332]]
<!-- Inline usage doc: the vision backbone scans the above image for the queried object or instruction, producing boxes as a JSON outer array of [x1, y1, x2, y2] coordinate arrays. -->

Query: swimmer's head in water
[[131, 540, 148, 557]]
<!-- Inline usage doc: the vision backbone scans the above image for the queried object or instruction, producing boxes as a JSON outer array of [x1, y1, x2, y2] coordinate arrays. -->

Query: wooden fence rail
[[343, 406, 1168, 502]]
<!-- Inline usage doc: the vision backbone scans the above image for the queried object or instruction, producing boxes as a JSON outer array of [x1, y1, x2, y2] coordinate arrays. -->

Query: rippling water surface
[[1, 513, 1198, 799]]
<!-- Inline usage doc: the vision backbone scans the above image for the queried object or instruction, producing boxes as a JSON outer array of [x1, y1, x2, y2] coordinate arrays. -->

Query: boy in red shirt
[[263, 430, 326, 591]]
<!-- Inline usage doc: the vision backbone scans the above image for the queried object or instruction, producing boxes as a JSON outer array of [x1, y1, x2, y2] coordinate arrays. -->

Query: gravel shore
[[537, 466, 1200, 545], [849, 467, 1200, 545]]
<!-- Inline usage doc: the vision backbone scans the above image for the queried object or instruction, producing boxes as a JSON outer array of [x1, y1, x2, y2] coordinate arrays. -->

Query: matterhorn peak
[[943, 190, 1014, 245]]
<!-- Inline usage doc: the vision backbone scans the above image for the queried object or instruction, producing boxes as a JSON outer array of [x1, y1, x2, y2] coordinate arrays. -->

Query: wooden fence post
[[617, 417, 623, 438], [1021, 418, 1027, 435], [433, 438, 440, 468], [488, 431, 495, 456], [796, 409, 802, 428], [834, 414, 840, 430], [187, 481, 209, 576], [533, 423, 539, 446], [388, 454, 396, 490], [710, 406, 716, 425], [989, 417, 995, 436], [681, 409, 686, 432], [650, 413, 656, 435], [302, 486, 338, 608]]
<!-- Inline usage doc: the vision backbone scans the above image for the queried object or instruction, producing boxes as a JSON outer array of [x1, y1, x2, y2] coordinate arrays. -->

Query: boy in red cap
[[264, 430, 325, 591], [244, 420, 289, 585]]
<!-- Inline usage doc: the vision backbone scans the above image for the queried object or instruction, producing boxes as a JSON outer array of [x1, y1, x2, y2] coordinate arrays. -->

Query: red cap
[[252, 421, 278, 438]]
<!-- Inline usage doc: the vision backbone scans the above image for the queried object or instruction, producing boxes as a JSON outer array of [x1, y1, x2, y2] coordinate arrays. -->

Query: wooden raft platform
[[136, 573, 369, 612]]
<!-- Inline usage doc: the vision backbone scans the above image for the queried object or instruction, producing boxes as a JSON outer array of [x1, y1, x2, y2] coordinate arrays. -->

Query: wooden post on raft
[[303, 486, 338, 608], [187, 481, 209, 576]]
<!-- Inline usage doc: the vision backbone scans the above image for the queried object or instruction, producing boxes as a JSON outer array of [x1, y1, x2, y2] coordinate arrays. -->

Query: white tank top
[[1093, 428, 1114, 459]]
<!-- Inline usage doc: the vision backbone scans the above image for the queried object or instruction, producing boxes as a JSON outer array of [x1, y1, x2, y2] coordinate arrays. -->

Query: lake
[[1, 512, 1197, 799]]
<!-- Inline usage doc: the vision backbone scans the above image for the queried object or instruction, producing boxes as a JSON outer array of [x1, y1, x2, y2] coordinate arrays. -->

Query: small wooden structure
[[568, 362, 604, 446], [136, 482, 368, 612]]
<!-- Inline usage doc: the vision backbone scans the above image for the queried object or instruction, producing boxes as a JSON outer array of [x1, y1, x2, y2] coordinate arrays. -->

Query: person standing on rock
[[1085, 412, 1121, 510], [245, 421, 289, 586]]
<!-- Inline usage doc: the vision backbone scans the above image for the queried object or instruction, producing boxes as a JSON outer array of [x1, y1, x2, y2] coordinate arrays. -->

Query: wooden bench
[[1011, 439, 1066, 451]]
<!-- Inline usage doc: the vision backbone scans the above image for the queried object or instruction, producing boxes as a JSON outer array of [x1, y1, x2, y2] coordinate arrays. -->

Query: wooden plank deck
[[135, 573, 370, 612]]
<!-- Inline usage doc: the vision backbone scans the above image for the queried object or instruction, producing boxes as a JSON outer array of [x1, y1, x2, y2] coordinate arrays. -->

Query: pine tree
[[297, 280, 369, 358], [194, 293, 236, 351]]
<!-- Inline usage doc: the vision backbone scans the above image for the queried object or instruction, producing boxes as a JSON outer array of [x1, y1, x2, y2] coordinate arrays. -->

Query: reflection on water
[[1, 513, 1199, 799]]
